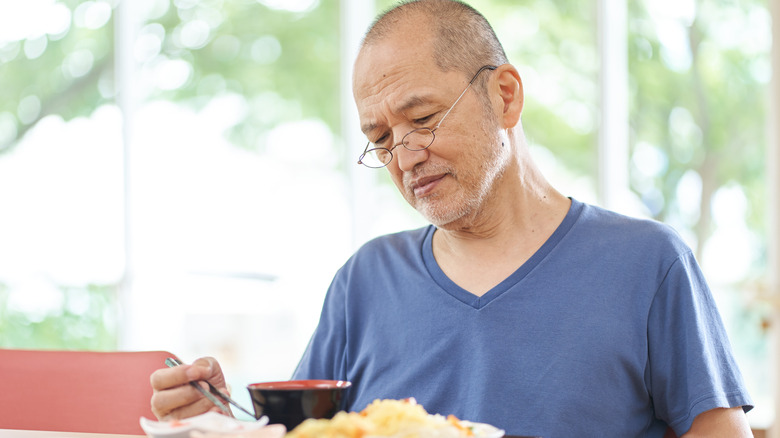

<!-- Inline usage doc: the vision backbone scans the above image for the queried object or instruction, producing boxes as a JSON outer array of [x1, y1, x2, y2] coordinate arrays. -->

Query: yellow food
[[286, 398, 475, 438]]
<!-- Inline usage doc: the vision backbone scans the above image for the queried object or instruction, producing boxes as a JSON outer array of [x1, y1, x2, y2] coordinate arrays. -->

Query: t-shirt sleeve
[[646, 250, 753, 436], [291, 267, 349, 383]]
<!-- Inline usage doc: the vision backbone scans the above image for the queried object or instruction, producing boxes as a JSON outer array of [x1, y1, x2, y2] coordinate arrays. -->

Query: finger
[[159, 397, 224, 421], [188, 357, 229, 392], [151, 380, 210, 419], [192, 356, 217, 368], [150, 365, 195, 391], [190, 357, 222, 381]]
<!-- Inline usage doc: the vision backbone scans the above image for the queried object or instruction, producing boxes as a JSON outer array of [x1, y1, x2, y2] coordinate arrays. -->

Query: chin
[[417, 200, 470, 229]]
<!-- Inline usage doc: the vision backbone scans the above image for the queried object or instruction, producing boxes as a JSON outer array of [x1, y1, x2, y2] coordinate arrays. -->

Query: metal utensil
[[164, 357, 255, 419]]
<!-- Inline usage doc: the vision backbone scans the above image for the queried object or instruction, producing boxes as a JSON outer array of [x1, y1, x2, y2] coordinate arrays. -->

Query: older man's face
[[353, 23, 509, 229]]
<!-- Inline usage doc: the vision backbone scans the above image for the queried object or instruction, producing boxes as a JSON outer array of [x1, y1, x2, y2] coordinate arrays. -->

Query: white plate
[[362, 421, 505, 438], [461, 421, 505, 438], [140, 412, 269, 438]]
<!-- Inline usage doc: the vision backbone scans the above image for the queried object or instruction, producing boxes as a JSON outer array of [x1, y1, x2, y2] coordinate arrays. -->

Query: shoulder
[[331, 225, 432, 281], [352, 225, 432, 260], [572, 200, 691, 256]]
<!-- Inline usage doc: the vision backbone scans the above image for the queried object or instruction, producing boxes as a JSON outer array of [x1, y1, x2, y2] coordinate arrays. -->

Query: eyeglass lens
[[361, 128, 435, 168], [402, 128, 435, 150], [358, 65, 496, 169]]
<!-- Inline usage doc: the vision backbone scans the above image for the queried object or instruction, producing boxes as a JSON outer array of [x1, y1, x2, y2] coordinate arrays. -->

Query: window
[[0, 0, 122, 350], [628, 0, 772, 426], [0, 0, 774, 428]]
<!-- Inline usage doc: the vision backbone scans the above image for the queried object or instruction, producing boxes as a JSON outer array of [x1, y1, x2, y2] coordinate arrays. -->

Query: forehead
[[353, 30, 459, 133], [353, 25, 437, 97]]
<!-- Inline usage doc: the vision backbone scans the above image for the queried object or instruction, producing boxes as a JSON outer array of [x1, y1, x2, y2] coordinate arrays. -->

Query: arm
[[150, 356, 231, 420], [647, 251, 753, 434], [680, 407, 752, 438]]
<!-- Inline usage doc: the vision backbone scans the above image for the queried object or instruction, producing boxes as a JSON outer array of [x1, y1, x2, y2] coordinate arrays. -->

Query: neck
[[435, 136, 568, 244], [430, 137, 571, 295], [433, 182, 569, 259]]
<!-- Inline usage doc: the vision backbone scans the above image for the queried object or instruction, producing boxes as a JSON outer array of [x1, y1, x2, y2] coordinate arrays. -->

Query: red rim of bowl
[[248, 380, 352, 390]]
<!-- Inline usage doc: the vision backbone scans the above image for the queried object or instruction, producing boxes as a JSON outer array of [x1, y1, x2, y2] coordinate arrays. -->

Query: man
[[151, 1, 753, 436]]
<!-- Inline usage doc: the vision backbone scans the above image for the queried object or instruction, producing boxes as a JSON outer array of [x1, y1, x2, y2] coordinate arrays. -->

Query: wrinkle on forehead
[[359, 92, 438, 135], [354, 61, 459, 136], [353, 24, 448, 136]]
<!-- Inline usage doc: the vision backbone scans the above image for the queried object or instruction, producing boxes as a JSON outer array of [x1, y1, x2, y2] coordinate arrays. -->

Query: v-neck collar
[[421, 198, 584, 309]]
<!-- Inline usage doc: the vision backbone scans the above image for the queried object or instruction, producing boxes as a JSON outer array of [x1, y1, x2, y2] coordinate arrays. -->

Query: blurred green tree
[[0, 1, 770, 396]]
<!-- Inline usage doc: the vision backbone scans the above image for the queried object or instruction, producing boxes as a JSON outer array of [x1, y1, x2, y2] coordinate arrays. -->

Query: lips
[[410, 173, 446, 198]]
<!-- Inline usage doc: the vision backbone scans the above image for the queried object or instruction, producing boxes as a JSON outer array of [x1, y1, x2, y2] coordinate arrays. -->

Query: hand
[[150, 356, 231, 420]]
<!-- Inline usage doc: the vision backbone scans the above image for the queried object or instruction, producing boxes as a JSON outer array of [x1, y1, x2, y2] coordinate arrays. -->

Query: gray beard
[[409, 141, 509, 228]]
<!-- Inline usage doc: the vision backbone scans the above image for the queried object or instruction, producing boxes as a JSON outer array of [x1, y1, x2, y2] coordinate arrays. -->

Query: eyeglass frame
[[357, 64, 498, 168]]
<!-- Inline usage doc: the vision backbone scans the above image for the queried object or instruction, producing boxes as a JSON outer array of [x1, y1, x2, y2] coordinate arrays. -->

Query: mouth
[[409, 174, 447, 198]]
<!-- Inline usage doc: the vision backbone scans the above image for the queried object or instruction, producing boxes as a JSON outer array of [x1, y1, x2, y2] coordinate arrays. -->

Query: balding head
[[361, 0, 509, 78]]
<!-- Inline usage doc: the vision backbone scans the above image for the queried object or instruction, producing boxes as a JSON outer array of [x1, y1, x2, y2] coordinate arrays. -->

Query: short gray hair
[[363, 0, 509, 80]]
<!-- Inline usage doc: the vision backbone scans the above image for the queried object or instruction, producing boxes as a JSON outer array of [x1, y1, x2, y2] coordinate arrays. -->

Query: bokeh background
[[0, 0, 776, 430]]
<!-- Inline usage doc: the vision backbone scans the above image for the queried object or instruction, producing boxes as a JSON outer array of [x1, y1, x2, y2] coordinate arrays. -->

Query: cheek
[[386, 167, 406, 191]]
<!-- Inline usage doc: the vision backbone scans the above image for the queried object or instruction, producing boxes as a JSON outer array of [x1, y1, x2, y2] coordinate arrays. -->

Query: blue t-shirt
[[293, 199, 752, 437]]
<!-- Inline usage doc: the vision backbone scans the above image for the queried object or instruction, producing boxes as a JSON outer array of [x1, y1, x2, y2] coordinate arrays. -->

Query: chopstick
[[165, 357, 255, 419], [164, 357, 233, 417]]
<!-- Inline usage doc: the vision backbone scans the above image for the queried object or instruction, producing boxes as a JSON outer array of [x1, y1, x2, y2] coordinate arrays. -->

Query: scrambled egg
[[286, 398, 476, 438]]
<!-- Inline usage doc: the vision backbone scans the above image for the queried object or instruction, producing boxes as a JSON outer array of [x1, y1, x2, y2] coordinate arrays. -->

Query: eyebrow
[[360, 94, 437, 135]]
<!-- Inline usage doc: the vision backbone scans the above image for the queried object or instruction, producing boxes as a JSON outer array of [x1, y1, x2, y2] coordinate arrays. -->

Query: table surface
[[0, 429, 532, 438], [0, 431, 142, 438]]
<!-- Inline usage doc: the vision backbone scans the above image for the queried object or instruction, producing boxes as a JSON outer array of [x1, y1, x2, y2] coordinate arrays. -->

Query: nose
[[394, 145, 429, 171]]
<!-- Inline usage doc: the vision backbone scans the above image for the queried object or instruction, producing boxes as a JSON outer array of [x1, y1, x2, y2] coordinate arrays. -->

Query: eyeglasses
[[357, 65, 498, 168]]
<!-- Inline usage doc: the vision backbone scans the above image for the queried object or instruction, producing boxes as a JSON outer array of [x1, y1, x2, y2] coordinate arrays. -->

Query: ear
[[493, 64, 523, 129]]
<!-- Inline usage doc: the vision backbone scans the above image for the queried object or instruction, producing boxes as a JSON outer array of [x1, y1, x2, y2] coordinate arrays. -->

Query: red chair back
[[0, 348, 174, 434]]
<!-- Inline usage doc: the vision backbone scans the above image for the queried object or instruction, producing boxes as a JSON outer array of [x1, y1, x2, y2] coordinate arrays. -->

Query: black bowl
[[247, 379, 351, 430]]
